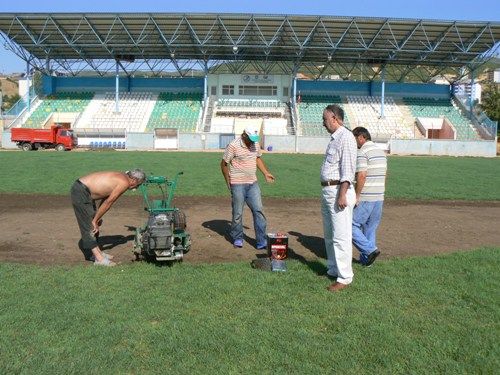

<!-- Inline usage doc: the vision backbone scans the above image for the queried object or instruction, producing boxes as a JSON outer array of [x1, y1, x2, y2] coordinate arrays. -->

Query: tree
[[32, 71, 43, 96], [480, 84, 500, 124], [1, 93, 21, 112]]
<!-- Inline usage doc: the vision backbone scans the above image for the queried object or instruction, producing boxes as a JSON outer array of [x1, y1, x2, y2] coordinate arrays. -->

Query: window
[[222, 85, 234, 95], [238, 85, 278, 96], [283, 87, 289, 96], [210, 86, 217, 95]]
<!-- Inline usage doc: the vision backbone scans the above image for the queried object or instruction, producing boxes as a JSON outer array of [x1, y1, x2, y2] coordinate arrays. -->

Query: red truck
[[11, 125, 77, 151]]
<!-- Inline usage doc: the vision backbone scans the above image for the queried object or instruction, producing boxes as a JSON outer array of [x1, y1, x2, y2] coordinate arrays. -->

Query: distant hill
[[0, 76, 19, 97]]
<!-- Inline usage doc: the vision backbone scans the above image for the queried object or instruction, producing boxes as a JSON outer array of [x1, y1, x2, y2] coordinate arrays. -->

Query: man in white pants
[[320, 104, 357, 292]]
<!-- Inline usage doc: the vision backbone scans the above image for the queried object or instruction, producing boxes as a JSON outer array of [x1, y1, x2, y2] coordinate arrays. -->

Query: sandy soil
[[0, 194, 499, 266]]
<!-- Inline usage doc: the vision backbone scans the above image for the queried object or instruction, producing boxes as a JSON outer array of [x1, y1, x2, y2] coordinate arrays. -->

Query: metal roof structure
[[1, 13, 499, 81]]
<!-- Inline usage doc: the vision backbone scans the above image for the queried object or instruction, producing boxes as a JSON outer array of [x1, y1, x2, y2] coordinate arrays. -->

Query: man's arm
[[91, 184, 128, 234], [355, 170, 367, 205], [337, 181, 350, 210], [337, 135, 357, 209], [220, 159, 231, 190], [256, 157, 275, 183]]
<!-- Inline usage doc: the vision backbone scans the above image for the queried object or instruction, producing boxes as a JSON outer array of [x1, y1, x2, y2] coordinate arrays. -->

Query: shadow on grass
[[202, 219, 254, 247], [77, 230, 135, 261], [288, 230, 325, 259], [287, 230, 328, 276]]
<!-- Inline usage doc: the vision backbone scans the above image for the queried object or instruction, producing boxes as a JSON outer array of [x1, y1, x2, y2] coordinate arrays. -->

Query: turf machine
[[133, 172, 191, 262]]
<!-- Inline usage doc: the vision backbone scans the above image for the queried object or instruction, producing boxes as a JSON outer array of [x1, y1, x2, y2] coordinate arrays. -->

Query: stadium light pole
[[469, 69, 475, 120], [293, 73, 299, 153], [292, 76, 297, 107], [380, 66, 385, 119], [26, 59, 31, 112], [115, 60, 120, 114], [203, 69, 208, 102]]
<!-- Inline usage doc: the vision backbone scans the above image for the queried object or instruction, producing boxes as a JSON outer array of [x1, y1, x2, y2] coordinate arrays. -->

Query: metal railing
[[453, 94, 498, 140], [2, 88, 38, 129], [3, 88, 36, 117]]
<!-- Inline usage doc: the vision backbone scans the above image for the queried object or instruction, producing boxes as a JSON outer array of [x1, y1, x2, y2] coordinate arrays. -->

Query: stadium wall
[[41, 76, 451, 99], [42, 76, 204, 95], [389, 139, 496, 157], [1, 130, 17, 149], [125, 132, 154, 150], [263, 135, 297, 152], [202, 135, 494, 157], [179, 133, 221, 150], [297, 80, 450, 98], [2, 129, 494, 157]]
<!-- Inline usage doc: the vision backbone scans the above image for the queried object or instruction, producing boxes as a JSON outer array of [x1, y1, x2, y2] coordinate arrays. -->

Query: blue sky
[[1, 0, 498, 73]]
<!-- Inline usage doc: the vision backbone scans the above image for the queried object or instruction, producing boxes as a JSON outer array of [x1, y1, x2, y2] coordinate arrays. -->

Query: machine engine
[[133, 173, 191, 262], [138, 211, 190, 261]]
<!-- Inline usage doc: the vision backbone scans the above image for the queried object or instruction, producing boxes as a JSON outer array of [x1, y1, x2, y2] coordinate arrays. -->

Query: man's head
[[323, 104, 344, 134], [126, 168, 146, 188], [242, 124, 260, 145], [352, 127, 371, 149]]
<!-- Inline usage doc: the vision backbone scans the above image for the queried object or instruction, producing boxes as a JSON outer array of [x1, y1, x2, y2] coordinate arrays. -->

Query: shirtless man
[[70, 169, 146, 266]]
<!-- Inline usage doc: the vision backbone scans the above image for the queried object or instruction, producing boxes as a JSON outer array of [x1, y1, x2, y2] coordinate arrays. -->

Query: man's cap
[[244, 125, 260, 142]]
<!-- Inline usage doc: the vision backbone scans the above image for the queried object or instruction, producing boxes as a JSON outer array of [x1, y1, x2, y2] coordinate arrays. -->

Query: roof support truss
[[0, 14, 497, 83]]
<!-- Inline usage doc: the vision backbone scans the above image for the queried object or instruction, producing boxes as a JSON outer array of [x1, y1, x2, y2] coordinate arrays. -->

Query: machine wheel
[[21, 143, 32, 151], [34, 143, 41, 150], [173, 210, 187, 230], [55, 144, 65, 152], [133, 251, 144, 261]]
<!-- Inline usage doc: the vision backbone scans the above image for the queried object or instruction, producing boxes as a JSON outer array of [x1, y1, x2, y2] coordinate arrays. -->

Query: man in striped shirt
[[220, 125, 275, 249], [352, 127, 387, 267], [320, 105, 358, 292]]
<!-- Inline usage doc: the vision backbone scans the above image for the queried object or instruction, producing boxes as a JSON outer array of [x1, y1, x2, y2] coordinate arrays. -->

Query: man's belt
[[321, 179, 341, 186]]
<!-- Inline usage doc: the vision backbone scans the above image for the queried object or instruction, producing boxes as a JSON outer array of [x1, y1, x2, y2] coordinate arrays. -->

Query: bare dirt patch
[[0, 194, 499, 266]]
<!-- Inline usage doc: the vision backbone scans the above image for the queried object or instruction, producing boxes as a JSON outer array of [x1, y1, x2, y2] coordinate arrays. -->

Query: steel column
[[380, 67, 386, 119], [26, 60, 31, 112], [115, 60, 120, 113]]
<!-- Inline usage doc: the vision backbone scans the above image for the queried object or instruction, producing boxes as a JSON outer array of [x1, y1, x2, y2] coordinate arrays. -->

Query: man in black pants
[[71, 169, 145, 266]]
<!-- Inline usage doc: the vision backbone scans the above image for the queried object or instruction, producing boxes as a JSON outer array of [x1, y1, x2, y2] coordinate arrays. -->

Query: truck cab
[[57, 128, 77, 150]]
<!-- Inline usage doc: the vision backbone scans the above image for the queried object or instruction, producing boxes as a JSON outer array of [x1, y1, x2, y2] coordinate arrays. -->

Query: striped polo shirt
[[356, 141, 387, 202], [223, 137, 262, 184]]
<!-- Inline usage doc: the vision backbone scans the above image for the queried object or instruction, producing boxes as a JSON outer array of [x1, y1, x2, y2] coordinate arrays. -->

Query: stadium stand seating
[[82, 92, 157, 132], [297, 95, 350, 136], [346, 96, 414, 140], [19, 87, 482, 145], [146, 92, 202, 132], [402, 97, 479, 140], [23, 92, 94, 128]]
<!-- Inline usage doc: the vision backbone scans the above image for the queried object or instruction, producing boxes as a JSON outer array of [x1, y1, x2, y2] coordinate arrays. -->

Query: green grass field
[[0, 248, 498, 374], [0, 151, 499, 373], [0, 151, 499, 200]]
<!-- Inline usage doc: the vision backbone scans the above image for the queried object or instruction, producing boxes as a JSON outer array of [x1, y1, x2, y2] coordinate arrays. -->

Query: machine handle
[[146, 176, 166, 184]]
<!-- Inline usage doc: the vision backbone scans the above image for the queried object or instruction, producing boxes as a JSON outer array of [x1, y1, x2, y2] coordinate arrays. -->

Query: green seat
[[23, 92, 94, 128]]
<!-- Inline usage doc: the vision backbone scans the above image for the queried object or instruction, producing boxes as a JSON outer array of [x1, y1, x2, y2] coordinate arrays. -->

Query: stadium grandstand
[[0, 13, 499, 156]]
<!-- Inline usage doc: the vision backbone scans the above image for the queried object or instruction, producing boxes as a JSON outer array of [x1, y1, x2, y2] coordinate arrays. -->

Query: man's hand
[[91, 219, 101, 235], [264, 173, 275, 183], [337, 192, 348, 210], [91, 221, 99, 235]]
